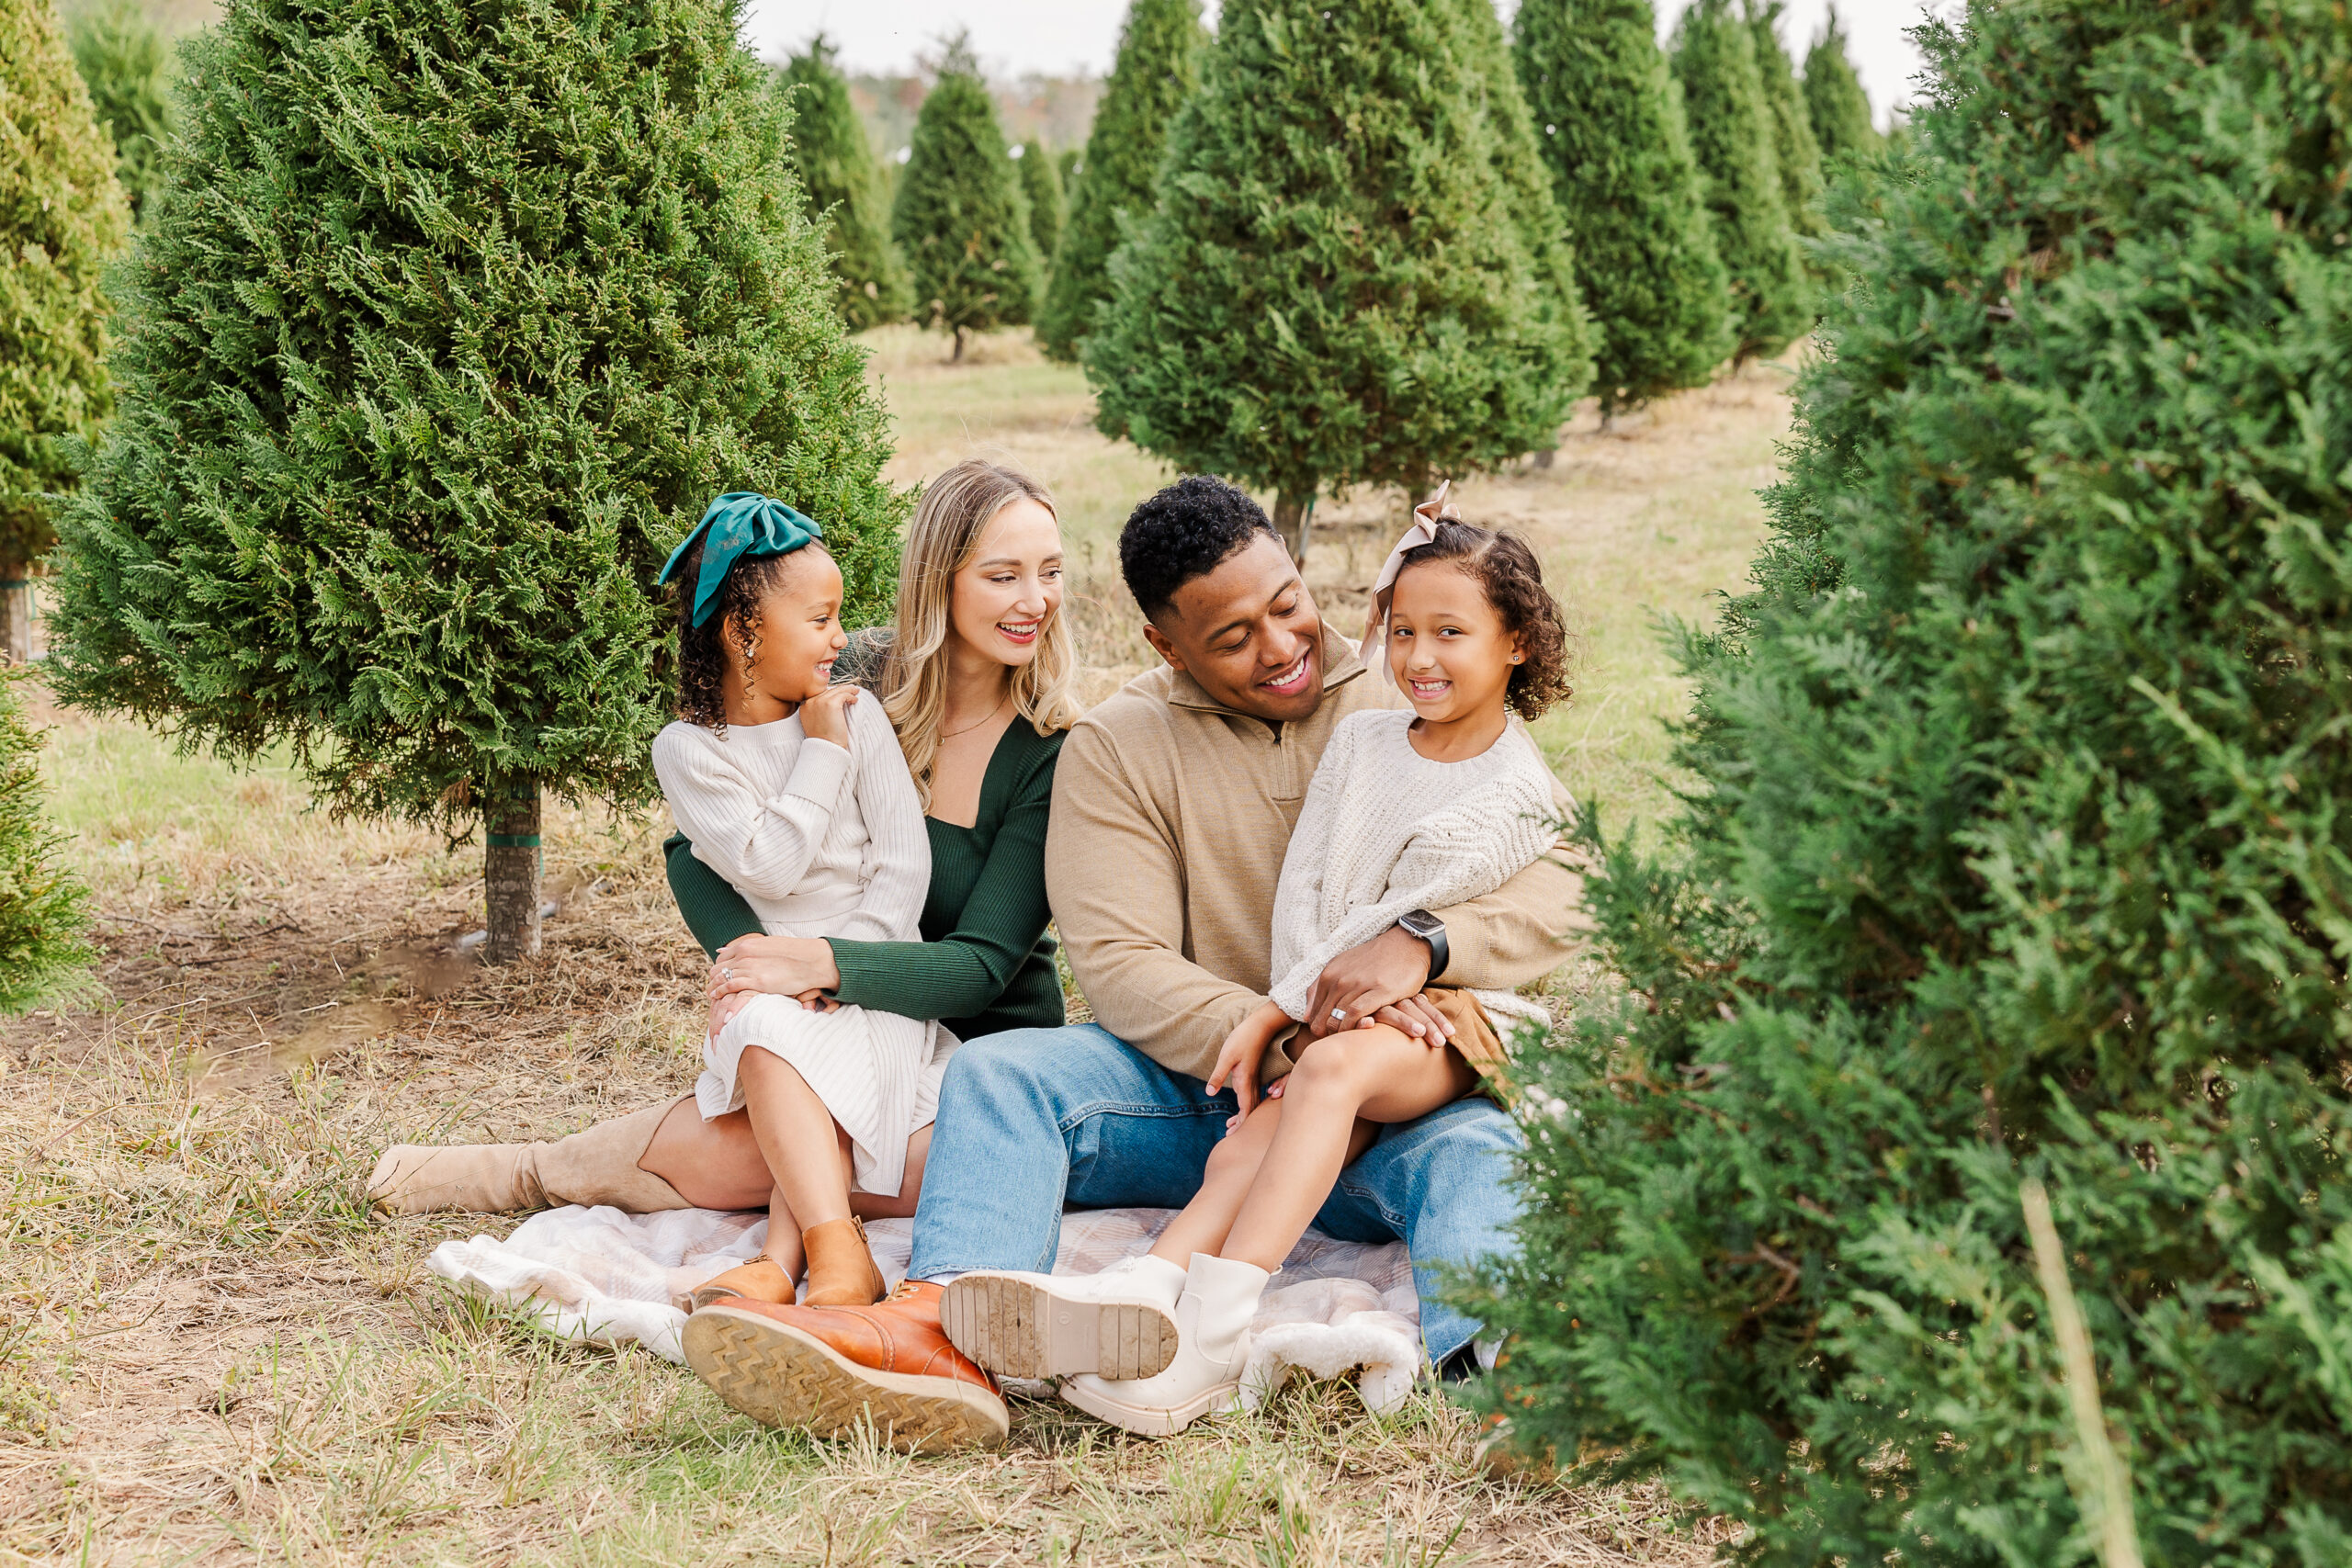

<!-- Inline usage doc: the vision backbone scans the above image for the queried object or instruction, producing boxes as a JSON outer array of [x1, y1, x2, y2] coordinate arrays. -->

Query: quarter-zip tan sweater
[[1046, 626, 1592, 1084]]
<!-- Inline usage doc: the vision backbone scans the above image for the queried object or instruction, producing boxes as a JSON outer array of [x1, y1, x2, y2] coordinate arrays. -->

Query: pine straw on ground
[[0, 745, 1727, 1564], [1, 331, 1790, 1563]]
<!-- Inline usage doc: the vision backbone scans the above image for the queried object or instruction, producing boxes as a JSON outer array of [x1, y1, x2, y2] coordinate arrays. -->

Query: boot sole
[[1060, 1373, 1241, 1438], [682, 1305, 1008, 1455], [940, 1274, 1179, 1382]]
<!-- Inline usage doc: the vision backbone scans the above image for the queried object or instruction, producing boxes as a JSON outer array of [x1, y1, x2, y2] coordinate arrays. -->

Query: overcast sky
[[741, 0, 1947, 122]]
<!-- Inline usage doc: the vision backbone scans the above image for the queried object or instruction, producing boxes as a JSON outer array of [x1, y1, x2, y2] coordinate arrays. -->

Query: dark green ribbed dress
[[664, 716, 1068, 1042]]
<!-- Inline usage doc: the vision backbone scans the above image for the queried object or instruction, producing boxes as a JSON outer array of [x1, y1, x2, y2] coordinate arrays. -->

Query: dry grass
[[0, 327, 1791, 1564]]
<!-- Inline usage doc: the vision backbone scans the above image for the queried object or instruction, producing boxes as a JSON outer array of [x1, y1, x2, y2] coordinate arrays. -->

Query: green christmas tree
[[67, 0, 174, 223], [1513, 0, 1731, 417], [1671, 0, 1810, 363], [1803, 5, 1879, 164], [0, 667, 91, 1010], [1015, 138, 1064, 276], [1746, 1, 1823, 246], [1471, 3, 2352, 1562], [0, 0, 127, 666], [779, 37, 911, 331], [48, 0, 906, 962], [1448, 0, 1585, 463], [1089, 0, 1591, 559], [890, 39, 1042, 360], [0, 672, 92, 1013], [1035, 0, 1204, 363]]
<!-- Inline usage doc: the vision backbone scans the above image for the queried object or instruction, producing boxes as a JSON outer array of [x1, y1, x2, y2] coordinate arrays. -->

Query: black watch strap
[[1399, 909, 1449, 984]]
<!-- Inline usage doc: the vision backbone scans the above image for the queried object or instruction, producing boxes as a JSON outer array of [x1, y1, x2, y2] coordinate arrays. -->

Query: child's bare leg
[[1148, 1100, 1286, 1266], [851, 1123, 932, 1222], [736, 1048, 854, 1234], [1221, 1026, 1476, 1272], [762, 1182, 806, 1278]]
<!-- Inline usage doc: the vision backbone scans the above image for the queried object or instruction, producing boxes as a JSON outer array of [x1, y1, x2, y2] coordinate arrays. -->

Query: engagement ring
[[1329, 1007, 1348, 1022]]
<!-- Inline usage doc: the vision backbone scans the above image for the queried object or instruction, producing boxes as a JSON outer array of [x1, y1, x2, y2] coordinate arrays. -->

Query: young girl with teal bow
[[650, 493, 946, 1312]]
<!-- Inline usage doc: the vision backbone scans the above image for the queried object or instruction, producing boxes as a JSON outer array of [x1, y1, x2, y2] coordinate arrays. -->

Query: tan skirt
[[1426, 987, 1515, 1104]]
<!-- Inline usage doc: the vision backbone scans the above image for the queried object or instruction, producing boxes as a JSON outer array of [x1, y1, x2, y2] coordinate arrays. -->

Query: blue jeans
[[909, 1023, 1524, 1364]]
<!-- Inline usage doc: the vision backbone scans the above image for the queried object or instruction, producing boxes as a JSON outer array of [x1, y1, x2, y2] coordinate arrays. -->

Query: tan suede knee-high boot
[[368, 1100, 694, 1215]]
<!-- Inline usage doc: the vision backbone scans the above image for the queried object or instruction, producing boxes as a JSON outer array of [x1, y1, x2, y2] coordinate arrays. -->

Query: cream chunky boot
[[1059, 1253, 1269, 1438], [942, 1253, 1186, 1381], [368, 1100, 693, 1215]]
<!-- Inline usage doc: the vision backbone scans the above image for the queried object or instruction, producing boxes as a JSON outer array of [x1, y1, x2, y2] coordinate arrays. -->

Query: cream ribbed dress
[[652, 695, 954, 1198], [1266, 710, 1561, 1040]]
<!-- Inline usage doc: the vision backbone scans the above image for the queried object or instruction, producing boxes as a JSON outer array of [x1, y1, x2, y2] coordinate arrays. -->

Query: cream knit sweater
[[1267, 710, 1559, 1038]]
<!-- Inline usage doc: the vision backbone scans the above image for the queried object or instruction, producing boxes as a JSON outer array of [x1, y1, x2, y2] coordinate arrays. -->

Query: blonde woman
[[368, 460, 1084, 1256]]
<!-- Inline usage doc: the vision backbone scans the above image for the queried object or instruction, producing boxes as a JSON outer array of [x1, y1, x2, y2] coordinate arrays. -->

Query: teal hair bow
[[658, 493, 826, 627]]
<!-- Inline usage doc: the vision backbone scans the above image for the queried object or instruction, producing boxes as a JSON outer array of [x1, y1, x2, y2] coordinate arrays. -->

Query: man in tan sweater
[[681, 478, 1588, 1451]]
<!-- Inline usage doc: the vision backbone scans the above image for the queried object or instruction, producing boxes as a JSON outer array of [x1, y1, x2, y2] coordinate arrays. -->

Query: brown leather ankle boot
[[684, 1257, 797, 1314], [800, 1216, 885, 1307]]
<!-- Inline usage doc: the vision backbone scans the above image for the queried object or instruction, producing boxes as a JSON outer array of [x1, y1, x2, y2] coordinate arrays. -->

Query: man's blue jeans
[[908, 1023, 1524, 1364]]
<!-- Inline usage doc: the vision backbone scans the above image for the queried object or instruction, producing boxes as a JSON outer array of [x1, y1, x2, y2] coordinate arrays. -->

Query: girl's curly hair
[[672, 537, 832, 736], [1392, 521, 1572, 718]]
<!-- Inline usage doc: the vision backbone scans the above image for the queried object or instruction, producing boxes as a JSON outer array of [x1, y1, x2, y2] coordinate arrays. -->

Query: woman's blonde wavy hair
[[877, 458, 1083, 806]]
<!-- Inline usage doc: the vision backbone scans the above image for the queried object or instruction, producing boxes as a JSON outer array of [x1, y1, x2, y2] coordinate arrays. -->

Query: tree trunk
[[1273, 489, 1315, 566], [483, 774, 543, 964], [951, 325, 967, 363], [0, 559, 30, 665]]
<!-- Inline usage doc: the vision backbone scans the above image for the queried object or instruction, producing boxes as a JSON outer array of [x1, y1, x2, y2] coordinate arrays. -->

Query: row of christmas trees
[[804, 0, 1883, 395], [797, 0, 1886, 551]]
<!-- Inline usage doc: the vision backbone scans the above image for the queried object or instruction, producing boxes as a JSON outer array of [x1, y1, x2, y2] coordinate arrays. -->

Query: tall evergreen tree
[[1447, 0, 1588, 462], [1803, 5, 1879, 164], [48, 0, 906, 963], [1471, 3, 2352, 1562], [1746, 1, 1823, 245], [780, 37, 911, 331], [1090, 0, 1590, 559], [891, 42, 1041, 360], [1015, 138, 1064, 276], [1035, 0, 1204, 363], [0, 0, 128, 665], [67, 0, 174, 223], [1514, 0, 1731, 417], [1672, 0, 1810, 363], [0, 671, 91, 1012]]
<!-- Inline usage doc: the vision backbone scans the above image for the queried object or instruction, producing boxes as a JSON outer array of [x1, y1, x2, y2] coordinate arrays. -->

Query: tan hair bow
[[1357, 481, 1460, 684]]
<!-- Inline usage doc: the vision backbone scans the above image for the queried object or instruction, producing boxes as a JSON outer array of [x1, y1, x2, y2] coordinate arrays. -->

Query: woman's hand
[[798, 684, 860, 748], [707, 990, 755, 1039], [1207, 1000, 1290, 1129], [708, 934, 841, 1002]]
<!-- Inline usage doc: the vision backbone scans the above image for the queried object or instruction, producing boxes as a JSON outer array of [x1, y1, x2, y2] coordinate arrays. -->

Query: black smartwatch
[[1396, 908, 1449, 984]]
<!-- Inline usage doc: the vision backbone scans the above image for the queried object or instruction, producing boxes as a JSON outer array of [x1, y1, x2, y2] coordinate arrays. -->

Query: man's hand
[[1304, 925, 1455, 1043]]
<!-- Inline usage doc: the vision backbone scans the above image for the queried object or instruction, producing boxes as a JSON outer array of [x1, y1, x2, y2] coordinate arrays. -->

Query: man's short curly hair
[[1118, 475, 1283, 619], [1392, 521, 1572, 718]]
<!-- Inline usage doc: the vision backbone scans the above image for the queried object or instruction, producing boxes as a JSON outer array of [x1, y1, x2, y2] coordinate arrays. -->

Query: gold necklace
[[941, 692, 1011, 740]]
